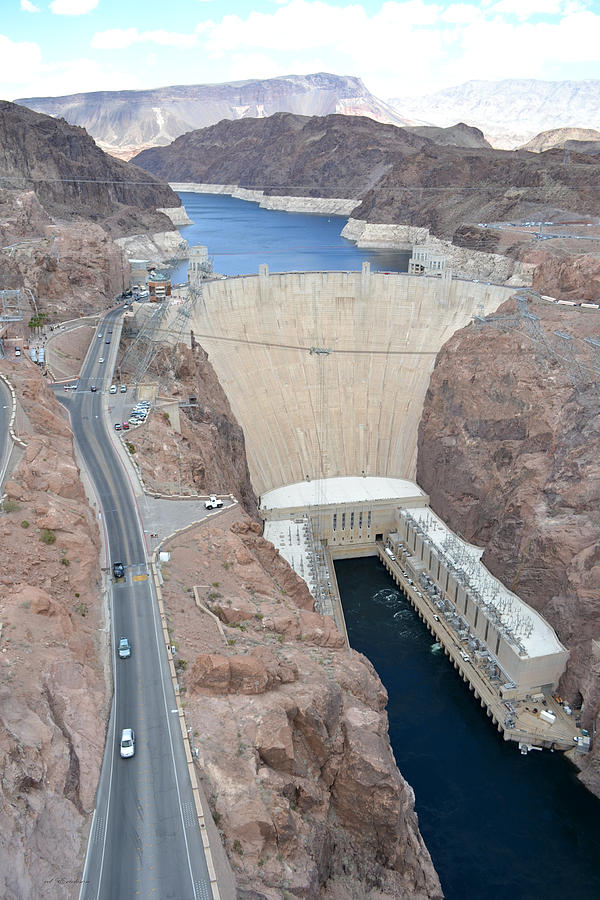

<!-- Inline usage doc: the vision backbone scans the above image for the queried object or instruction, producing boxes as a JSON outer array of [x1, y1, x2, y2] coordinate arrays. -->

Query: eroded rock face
[[161, 512, 442, 899], [416, 296, 600, 796], [0, 363, 106, 899], [130, 342, 258, 517], [532, 253, 600, 302], [0, 189, 129, 316]]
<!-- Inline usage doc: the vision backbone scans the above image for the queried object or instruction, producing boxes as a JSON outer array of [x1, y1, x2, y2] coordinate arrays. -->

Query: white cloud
[[91, 27, 197, 50], [0, 35, 43, 93], [192, 0, 600, 98], [50, 0, 99, 14], [20, 0, 41, 12]]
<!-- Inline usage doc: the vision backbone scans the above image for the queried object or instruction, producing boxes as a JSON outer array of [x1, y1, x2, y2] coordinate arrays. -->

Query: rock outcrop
[[161, 511, 442, 899], [0, 100, 181, 234], [0, 101, 186, 317], [0, 189, 130, 315], [519, 127, 600, 153], [416, 296, 600, 797], [133, 112, 600, 241], [0, 363, 106, 899], [532, 253, 600, 301], [129, 341, 258, 517]]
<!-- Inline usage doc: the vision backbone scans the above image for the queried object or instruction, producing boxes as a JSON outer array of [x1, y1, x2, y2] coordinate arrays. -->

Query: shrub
[[175, 658, 187, 671], [163, 412, 170, 422], [75, 602, 88, 617], [60, 557, 70, 566], [233, 840, 244, 856], [20, 520, 29, 528], [40, 529, 56, 545], [2, 500, 20, 513]]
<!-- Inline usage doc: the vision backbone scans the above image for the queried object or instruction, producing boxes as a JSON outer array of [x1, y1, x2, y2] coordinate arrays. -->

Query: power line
[[2, 173, 600, 192]]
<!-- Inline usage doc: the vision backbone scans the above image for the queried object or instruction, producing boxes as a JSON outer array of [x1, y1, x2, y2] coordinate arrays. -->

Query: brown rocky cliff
[[161, 512, 442, 899], [0, 363, 106, 899], [532, 253, 600, 302], [0, 100, 180, 235], [133, 112, 600, 240], [416, 297, 600, 795], [0, 190, 130, 316], [130, 341, 258, 517]]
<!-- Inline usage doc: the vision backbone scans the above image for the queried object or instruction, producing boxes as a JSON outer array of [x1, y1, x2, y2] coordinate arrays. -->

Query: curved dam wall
[[182, 269, 514, 496]]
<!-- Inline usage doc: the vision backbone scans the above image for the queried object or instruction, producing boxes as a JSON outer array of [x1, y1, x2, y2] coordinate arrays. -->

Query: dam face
[[185, 268, 514, 496]]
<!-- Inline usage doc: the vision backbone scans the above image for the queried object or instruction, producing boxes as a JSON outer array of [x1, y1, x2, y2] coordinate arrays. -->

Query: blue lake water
[[172, 192, 600, 898], [170, 191, 411, 281], [335, 557, 600, 900]]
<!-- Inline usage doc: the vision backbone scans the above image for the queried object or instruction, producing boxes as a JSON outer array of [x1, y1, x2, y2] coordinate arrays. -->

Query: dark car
[[90, 385, 97, 392], [112, 561, 125, 580], [105, 339, 111, 344]]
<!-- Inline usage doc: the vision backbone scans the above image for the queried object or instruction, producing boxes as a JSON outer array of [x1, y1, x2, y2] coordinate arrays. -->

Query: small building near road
[[148, 273, 171, 302]]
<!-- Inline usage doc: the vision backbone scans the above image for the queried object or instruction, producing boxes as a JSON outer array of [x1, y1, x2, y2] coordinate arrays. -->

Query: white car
[[99, 357, 104, 364], [204, 495, 224, 509], [120, 728, 135, 758], [109, 384, 117, 394]]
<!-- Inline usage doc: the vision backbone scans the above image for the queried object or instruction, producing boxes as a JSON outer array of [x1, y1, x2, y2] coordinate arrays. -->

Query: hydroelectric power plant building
[[261, 476, 569, 696]]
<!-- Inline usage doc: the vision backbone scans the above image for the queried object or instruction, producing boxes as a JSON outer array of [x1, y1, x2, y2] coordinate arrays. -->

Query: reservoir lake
[[175, 192, 600, 899], [170, 191, 410, 280]]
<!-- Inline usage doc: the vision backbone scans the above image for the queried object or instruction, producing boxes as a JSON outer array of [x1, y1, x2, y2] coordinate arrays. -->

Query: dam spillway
[[183, 267, 514, 495]]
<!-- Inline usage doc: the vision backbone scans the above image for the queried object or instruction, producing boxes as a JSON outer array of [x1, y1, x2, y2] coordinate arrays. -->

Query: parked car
[[120, 728, 135, 758], [122, 421, 129, 430], [114, 423, 122, 431], [120, 384, 127, 393], [118, 637, 131, 659], [109, 384, 117, 394], [205, 495, 224, 509]]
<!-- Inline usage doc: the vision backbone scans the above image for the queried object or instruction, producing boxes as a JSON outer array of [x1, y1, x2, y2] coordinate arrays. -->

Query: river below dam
[[335, 557, 600, 900], [170, 191, 410, 279], [174, 193, 600, 899]]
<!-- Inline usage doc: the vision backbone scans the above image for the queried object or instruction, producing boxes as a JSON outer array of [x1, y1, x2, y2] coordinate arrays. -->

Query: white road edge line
[[148, 559, 199, 898]]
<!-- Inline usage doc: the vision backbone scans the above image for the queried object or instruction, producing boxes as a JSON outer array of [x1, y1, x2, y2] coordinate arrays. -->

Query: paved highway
[[0, 377, 12, 490], [59, 309, 213, 900]]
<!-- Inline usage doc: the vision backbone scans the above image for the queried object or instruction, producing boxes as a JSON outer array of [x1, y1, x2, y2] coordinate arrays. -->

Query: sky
[[2, 0, 600, 102]]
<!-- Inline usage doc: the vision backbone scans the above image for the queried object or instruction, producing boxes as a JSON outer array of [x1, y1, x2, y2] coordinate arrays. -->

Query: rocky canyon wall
[[416, 296, 600, 795], [158, 510, 442, 899], [0, 363, 106, 899]]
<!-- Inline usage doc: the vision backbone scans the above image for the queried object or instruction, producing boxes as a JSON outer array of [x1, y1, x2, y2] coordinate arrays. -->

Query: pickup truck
[[204, 495, 224, 510]]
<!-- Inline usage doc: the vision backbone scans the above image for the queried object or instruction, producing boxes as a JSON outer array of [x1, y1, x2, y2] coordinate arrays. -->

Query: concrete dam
[[182, 266, 514, 496]]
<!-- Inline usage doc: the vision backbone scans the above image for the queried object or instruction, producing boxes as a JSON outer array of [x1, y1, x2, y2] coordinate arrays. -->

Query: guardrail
[[0, 371, 27, 449]]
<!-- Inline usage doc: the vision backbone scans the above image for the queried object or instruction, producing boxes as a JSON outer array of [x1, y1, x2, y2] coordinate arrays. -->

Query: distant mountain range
[[389, 79, 600, 148], [16, 73, 413, 159]]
